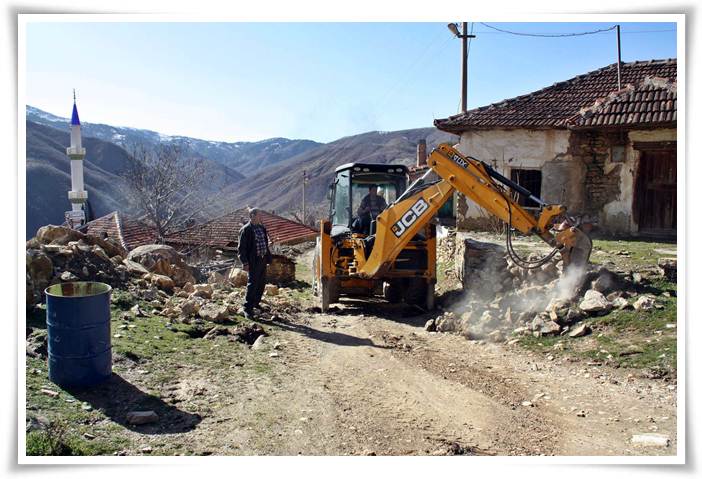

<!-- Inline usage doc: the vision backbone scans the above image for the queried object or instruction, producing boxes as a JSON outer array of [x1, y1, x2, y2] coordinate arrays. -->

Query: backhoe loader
[[312, 143, 592, 312]]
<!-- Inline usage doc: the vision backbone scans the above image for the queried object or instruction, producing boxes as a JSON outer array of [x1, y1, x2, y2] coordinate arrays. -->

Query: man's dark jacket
[[238, 222, 273, 266]]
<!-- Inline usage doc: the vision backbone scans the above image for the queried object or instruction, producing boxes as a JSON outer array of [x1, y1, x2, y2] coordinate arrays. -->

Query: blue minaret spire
[[71, 88, 80, 126], [66, 89, 87, 228]]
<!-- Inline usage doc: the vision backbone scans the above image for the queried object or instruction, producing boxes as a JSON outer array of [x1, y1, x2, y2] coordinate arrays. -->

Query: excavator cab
[[315, 162, 436, 312], [328, 163, 409, 237]]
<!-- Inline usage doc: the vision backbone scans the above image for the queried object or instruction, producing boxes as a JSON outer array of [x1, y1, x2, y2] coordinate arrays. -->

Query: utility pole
[[461, 21, 468, 112], [448, 22, 476, 113], [616, 24, 622, 91], [302, 169, 307, 225]]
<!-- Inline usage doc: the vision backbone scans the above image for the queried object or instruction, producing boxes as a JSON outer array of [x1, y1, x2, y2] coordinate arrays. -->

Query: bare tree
[[125, 143, 212, 242]]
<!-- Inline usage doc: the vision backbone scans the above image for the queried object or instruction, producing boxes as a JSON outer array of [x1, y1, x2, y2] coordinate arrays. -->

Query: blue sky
[[25, 21, 678, 143]]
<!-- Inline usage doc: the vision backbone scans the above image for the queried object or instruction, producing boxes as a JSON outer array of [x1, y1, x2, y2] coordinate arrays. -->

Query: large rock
[[540, 320, 561, 335], [631, 434, 670, 447], [266, 255, 296, 285], [435, 312, 459, 333], [27, 239, 125, 306], [657, 258, 677, 281], [35, 225, 83, 246], [145, 273, 175, 292], [26, 250, 53, 291], [179, 299, 200, 317], [578, 290, 611, 315], [612, 296, 630, 310], [191, 284, 213, 299], [127, 244, 196, 286], [227, 268, 248, 287], [34, 225, 127, 258], [455, 236, 507, 292], [591, 268, 620, 294], [198, 303, 229, 323], [123, 259, 150, 276], [207, 271, 226, 285], [633, 295, 656, 311], [568, 324, 591, 338], [126, 411, 159, 425]]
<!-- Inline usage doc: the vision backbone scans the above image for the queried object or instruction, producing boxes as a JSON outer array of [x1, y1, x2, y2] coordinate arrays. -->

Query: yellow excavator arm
[[358, 144, 592, 278]]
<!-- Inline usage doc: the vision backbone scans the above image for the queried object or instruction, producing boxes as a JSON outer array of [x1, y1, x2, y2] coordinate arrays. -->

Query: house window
[[611, 145, 627, 163], [510, 168, 542, 208]]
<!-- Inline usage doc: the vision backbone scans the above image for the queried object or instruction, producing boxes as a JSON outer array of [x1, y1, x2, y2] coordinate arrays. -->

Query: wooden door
[[634, 147, 676, 236]]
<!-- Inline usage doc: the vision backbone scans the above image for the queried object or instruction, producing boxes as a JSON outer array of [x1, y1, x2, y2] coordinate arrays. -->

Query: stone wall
[[569, 130, 623, 218]]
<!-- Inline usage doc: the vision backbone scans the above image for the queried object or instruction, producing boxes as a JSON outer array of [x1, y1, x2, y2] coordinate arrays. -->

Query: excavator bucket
[[557, 226, 593, 269]]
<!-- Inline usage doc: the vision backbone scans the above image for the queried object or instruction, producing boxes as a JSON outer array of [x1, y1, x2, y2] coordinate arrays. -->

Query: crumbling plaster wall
[[455, 129, 583, 229], [452, 126, 676, 235]]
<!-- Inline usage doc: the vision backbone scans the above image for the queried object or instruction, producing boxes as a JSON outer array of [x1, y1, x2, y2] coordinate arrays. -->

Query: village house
[[80, 211, 157, 251], [434, 58, 677, 238], [165, 208, 318, 257]]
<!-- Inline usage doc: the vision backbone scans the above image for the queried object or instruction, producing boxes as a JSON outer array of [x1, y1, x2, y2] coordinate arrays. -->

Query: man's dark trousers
[[244, 259, 267, 312]]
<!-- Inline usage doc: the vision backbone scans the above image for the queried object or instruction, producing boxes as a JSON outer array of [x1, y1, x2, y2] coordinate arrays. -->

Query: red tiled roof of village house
[[434, 59, 677, 132], [166, 209, 318, 248], [566, 77, 676, 128], [82, 211, 157, 251]]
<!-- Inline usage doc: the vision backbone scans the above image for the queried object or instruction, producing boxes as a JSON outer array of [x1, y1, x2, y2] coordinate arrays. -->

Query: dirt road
[[142, 299, 676, 456]]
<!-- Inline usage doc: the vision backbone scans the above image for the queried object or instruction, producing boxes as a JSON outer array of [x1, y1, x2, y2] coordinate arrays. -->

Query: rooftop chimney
[[416, 139, 427, 168]]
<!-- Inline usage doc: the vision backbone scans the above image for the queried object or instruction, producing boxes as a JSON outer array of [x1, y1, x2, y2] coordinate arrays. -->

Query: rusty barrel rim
[[45, 281, 112, 298]]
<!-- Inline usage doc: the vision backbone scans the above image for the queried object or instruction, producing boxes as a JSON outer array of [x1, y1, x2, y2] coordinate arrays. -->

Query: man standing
[[238, 208, 272, 320], [356, 184, 387, 234]]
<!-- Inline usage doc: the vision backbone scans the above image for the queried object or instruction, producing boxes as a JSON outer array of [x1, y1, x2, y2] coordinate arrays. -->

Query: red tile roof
[[166, 209, 318, 248], [566, 77, 676, 128], [434, 59, 677, 132], [82, 211, 157, 251]]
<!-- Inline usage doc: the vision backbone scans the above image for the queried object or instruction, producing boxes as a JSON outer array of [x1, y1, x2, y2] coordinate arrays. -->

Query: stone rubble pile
[[26, 225, 299, 324], [433, 238, 675, 342], [26, 225, 129, 306]]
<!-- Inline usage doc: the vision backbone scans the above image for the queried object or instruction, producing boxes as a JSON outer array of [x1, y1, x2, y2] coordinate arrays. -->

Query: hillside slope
[[221, 127, 458, 219], [25, 120, 245, 238], [27, 106, 321, 177], [26, 120, 132, 238]]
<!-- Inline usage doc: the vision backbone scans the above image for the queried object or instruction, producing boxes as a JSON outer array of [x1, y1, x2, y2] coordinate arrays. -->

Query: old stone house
[[434, 59, 677, 238]]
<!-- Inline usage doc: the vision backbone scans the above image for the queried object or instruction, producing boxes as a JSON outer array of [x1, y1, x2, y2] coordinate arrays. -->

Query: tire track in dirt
[[138, 305, 675, 456]]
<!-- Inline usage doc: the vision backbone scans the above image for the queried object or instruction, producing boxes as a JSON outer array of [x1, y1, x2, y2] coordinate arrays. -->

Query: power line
[[376, 29, 449, 110], [473, 27, 675, 35], [619, 29, 676, 34], [479, 22, 617, 37]]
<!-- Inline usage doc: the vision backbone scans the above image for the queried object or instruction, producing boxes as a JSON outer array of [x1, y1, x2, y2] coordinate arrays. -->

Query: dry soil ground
[[25, 239, 678, 457]]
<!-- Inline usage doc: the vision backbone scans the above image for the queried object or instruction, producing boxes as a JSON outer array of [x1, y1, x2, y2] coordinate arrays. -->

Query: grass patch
[[26, 420, 127, 456], [515, 237, 677, 376], [516, 297, 677, 375], [590, 238, 676, 269], [25, 287, 282, 456]]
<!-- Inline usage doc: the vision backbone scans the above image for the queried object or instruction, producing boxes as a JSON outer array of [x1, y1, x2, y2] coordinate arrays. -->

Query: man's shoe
[[243, 309, 255, 321]]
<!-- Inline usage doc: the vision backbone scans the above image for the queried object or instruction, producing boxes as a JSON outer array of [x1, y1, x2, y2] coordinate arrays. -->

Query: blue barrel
[[45, 281, 112, 388]]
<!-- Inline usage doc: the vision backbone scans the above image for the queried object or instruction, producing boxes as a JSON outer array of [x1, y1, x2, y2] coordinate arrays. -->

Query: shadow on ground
[[301, 295, 440, 328], [66, 373, 202, 434], [257, 314, 392, 349]]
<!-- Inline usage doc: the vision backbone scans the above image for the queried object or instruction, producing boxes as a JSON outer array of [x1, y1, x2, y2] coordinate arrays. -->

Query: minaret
[[65, 90, 88, 228]]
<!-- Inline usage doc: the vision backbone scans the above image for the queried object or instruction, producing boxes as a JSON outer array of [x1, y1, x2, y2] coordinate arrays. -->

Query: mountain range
[[25, 105, 457, 238]]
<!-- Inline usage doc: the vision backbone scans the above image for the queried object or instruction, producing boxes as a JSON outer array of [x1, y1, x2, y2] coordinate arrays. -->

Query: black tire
[[320, 277, 340, 312], [404, 277, 429, 307], [383, 280, 403, 303]]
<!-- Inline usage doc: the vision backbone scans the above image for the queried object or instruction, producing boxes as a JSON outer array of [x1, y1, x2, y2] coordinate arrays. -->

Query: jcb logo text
[[391, 199, 429, 237]]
